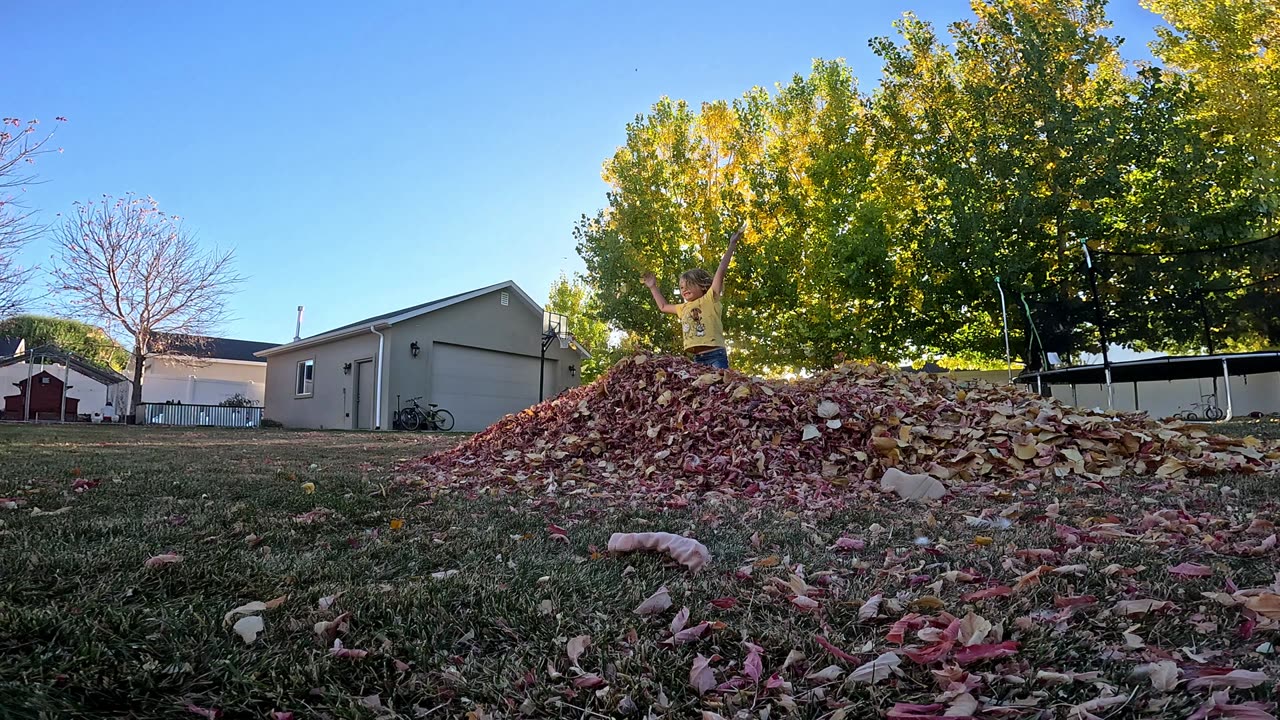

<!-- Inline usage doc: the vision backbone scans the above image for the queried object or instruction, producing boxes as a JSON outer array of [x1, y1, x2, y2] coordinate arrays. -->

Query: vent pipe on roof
[[294, 306, 304, 342]]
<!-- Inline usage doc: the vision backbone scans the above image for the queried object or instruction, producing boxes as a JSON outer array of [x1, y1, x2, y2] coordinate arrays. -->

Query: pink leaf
[[709, 596, 738, 609], [743, 643, 763, 683], [954, 641, 1019, 665], [814, 634, 860, 663], [962, 585, 1012, 602], [1186, 670, 1270, 690], [1169, 562, 1214, 578], [664, 622, 710, 647], [670, 606, 690, 635], [145, 553, 183, 568], [572, 673, 605, 689], [689, 654, 717, 696], [791, 595, 820, 610], [185, 705, 222, 719]]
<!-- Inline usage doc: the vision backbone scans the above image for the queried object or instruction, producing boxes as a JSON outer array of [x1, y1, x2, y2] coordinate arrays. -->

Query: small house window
[[500, 291, 510, 306], [295, 359, 314, 397]]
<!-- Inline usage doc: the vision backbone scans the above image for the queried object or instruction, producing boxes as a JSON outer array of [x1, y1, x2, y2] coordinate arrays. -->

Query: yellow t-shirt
[[678, 291, 725, 351]]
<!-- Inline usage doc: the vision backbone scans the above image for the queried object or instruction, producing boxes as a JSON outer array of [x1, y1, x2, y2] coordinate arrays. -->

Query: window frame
[[295, 358, 315, 398]]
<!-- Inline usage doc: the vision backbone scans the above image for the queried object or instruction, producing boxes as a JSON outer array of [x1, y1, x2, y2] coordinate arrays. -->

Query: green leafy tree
[[546, 273, 612, 382], [0, 314, 129, 370]]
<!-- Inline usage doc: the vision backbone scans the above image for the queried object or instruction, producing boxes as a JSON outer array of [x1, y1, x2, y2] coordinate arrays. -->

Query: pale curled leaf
[[145, 553, 183, 569], [566, 635, 591, 666], [634, 585, 672, 616], [232, 615, 264, 645], [845, 652, 900, 685], [670, 607, 690, 635]]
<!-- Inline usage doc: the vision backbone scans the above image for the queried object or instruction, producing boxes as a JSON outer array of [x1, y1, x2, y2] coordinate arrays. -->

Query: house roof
[[0, 336, 23, 358], [152, 333, 276, 363], [256, 280, 591, 359]]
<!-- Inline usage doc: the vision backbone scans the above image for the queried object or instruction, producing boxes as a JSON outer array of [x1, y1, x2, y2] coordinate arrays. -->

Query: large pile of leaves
[[404, 355, 1278, 509]]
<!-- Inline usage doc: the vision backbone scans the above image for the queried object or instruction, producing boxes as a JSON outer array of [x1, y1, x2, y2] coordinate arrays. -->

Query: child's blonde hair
[[680, 268, 713, 292]]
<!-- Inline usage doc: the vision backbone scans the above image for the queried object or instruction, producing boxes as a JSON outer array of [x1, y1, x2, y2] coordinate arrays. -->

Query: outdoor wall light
[[569, 365, 577, 377], [410, 341, 420, 358], [343, 362, 352, 374]]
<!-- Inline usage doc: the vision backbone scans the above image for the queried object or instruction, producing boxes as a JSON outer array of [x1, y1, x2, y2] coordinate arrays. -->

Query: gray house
[[256, 281, 589, 432]]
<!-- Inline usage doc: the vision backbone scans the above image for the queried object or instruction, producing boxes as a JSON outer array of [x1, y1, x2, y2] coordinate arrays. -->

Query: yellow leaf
[[302, 482, 316, 494], [974, 536, 994, 546], [390, 519, 405, 531]]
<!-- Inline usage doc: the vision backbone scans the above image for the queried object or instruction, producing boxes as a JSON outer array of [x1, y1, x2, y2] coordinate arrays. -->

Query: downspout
[[371, 326, 385, 430]]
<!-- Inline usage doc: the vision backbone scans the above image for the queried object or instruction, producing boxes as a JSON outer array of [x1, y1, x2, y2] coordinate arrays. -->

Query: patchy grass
[[1, 424, 1278, 719]]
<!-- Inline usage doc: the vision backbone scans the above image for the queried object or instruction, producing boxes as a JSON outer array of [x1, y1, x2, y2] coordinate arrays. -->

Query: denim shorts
[[691, 346, 729, 369]]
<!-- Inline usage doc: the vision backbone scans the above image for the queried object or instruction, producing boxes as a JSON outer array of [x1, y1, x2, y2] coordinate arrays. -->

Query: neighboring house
[[0, 336, 24, 358], [136, 333, 276, 406], [256, 281, 590, 432]]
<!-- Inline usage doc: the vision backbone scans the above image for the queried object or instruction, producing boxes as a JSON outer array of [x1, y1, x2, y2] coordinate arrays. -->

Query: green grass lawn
[[2, 423, 1278, 719]]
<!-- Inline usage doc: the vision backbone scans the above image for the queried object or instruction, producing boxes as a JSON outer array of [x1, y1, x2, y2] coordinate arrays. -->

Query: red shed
[[3, 371, 80, 420]]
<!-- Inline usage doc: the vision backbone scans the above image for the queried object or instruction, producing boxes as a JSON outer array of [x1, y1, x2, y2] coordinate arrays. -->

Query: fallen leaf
[[670, 607, 690, 635], [1168, 562, 1214, 578], [815, 634, 860, 663], [1186, 669, 1269, 690], [318, 593, 342, 611], [665, 622, 711, 647], [1113, 599, 1175, 617], [431, 569, 458, 580], [566, 635, 591, 666], [144, 553, 183, 569], [858, 593, 883, 621], [572, 673, 605, 688], [185, 705, 222, 719], [689, 654, 716, 696], [743, 643, 763, 683], [232, 615, 264, 645], [954, 641, 1018, 665], [1244, 593, 1280, 620], [802, 425, 821, 442], [880, 468, 946, 501], [791, 595, 820, 610], [806, 664, 843, 682], [957, 612, 993, 647], [845, 652, 901, 684], [223, 602, 267, 624], [1137, 660, 1180, 692], [634, 585, 672, 616], [330, 639, 368, 659]]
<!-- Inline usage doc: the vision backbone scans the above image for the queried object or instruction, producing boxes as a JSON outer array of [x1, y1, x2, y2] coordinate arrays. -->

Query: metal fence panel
[[137, 403, 262, 428]]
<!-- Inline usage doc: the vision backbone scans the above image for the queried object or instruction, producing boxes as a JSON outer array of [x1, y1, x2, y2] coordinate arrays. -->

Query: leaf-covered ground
[[2, 422, 1278, 719]]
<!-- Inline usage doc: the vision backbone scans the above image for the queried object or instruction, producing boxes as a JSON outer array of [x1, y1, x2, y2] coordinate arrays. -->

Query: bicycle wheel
[[1183, 411, 1200, 422], [399, 408, 422, 432], [1206, 406, 1225, 421], [430, 409, 455, 432]]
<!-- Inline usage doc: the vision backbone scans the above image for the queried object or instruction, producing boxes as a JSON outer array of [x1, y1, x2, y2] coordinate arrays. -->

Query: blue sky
[[10, 1, 1164, 345]]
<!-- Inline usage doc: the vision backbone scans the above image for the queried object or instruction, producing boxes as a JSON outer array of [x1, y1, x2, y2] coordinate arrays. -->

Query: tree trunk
[[131, 342, 145, 418]]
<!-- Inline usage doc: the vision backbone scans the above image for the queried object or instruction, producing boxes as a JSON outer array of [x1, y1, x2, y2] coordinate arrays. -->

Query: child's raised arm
[[642, 272, 680, 314], [711, 222, 745, 297]]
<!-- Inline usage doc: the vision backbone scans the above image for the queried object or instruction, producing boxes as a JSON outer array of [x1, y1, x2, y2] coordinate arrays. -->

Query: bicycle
[[1175, 393, 1225, 422], [398, 396, 455, 432]]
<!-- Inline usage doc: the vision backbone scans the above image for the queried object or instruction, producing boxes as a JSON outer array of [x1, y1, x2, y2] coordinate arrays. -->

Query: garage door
[[430, 344, 554, 432]]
